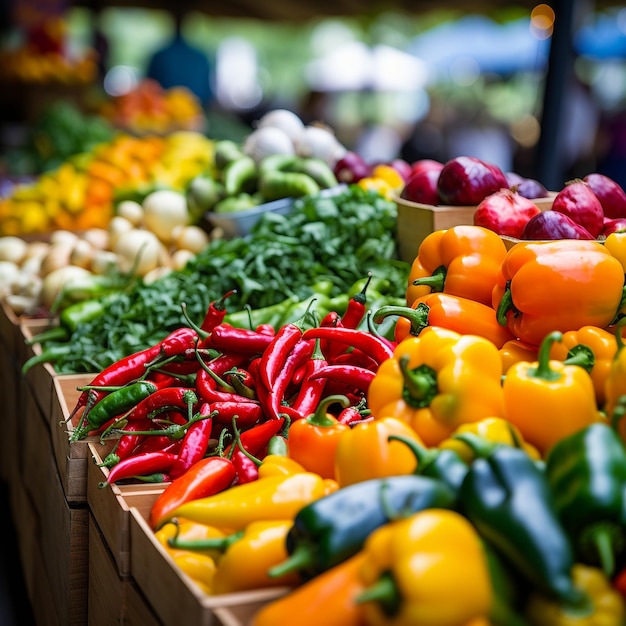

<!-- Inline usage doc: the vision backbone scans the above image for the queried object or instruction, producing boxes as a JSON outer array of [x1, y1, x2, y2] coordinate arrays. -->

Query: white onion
[[142, 190, 189, 245], [295, 125, 347, 166], [256, 109, 305, 144], [174, 225, 210, 255], [0, 236, 28, 264], [40, 265, 92, 310], [116, 200, 144, 226], [243, 126, 295, 163], [114, 229, 162, 277]]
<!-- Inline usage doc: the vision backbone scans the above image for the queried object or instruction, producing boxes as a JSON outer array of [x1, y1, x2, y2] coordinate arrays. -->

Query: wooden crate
[[88, 442, 166, 577], [88, 513, 163, 626], [129, 508, 290, 626], [394, 193, 556, 263], [0, 330, 19, 483], [19, 378, 89, 626], [48, 373, 103, 502]]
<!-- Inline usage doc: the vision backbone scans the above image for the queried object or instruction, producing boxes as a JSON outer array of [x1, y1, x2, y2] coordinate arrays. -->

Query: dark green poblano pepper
[[456, 432, 584, 607], [545, 421, 626, 577], [267, 474, 456, 581]]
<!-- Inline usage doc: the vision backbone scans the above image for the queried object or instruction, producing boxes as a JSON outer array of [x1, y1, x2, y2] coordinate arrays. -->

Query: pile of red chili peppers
[[69, 279, 394, 490]]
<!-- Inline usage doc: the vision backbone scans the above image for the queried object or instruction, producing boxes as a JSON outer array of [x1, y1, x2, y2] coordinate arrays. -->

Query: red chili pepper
[[99, 417, 154, 467], [290, 341, 329, 420], [337, 398, 371, 425], [258, 309, 316, 392], [101, 450, 179, 486], [211, 401, 264, 428], [308, 363, 376, 393], [200, 289, 237, 333], [329, 349, 379, 371], [196, 367, 239, 403], [125, 387, 198, 421], [200, 352, 249, 377], [263, 338, 315, 421], [169, 403, 214, 479], [302, 326, 395, 365], [341, 272, 372, 329], [148, 456, 236, 530], [133, 435, 182, 456], [207, 324, 274, 355], [71, 327, 200, 422], [225, 417, 285, 484], [255, 323, 276, 336]]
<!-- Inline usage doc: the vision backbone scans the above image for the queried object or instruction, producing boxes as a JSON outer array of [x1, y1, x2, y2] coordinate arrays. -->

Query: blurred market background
[[1, 0, 626, 196]]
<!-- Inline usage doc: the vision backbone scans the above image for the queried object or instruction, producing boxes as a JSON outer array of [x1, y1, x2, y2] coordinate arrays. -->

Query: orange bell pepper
[[502, 331, 606, 457], [367, 326, 505, 447], [604, 318, 626, 442], [498, 338, 538, 375], [493, 239, 626, 347], [333, 416, 423, 487], [548, 325, 618, 408], [252, 552, 368, 626], [288, 395, 351, 480], [406, 225, 507, 307], [376, 292, 514, 348]]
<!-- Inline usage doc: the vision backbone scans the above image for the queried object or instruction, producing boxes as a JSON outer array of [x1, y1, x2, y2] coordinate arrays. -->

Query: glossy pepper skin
[[439, 417, 541, 464], [456, 434, 583, 606], [502, 331, 605, 457], [525, 564, 625, 626], [357, 509, 493, 626], [367, 326, 505, 447], [375, 293, 514, 348], [252, 553, 368, 626], [545, 423, 626, 578], [493, 239, 626, 346], [406, 225, 508, 307], [165, 472, 337, 530], [268, 474, 456, 581], [333, 416, 422, 487], [548, 325, 618, 408]]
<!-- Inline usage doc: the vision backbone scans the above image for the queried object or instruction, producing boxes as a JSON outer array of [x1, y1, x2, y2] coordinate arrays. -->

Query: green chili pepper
[[456, 432, 584, 607], [545, 422, 626, 577], [22, 344, 74, 375], [73, 380, 159, 441], [388, 434, 469, 493], [259, 170, 320, 202], [224, 295, 300, 329], [267, 474, 456, 581], [222, 155, 257, 196], [27, 297, 110, 345]]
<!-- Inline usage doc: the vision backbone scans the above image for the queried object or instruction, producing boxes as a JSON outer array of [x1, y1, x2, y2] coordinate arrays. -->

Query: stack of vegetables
[[0, 130, 214, 236], [58, 214, 626, 624]]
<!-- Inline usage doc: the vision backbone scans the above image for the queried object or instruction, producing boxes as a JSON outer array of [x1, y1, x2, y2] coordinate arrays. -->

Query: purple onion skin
[[584, 173, 626, 219], [437, 156, 509, 206], [521, 210, 595, 240]]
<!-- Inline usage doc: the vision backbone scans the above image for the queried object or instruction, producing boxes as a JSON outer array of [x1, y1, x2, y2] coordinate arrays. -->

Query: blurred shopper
[[146, 11, 213, 108]]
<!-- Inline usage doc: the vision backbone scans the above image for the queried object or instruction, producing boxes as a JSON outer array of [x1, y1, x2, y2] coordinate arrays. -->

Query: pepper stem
[[529, 331, 563, 382], [373, 303, 430, 337], [387, 433, 435, 469], [168, 520, 243, 552], [411, 265, 446, 293], [356, 571, 402, 617], [306, 394, 350, 427], [580, 522, 624, 578], [398, 355, 438, 408], [452, 432, 497, 458], [563, 344, 595, 373], [267, 543, 314, 579], [495, 282, 514, 326]]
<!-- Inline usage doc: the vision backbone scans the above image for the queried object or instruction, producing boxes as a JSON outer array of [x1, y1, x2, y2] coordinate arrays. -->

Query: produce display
[[7, 90, 626, 624], [31, 208, 625, 624]]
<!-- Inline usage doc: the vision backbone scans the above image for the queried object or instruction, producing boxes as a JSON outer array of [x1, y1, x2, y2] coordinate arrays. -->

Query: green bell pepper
[[545, 421, 626, 577]]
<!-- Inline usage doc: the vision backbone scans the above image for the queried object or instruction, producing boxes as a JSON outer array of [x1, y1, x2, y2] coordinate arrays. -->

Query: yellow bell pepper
[[548, 325, 618, 409], [172, 552, 217, 594], [212, 520, 300, 594], [357, 508, 493, 626], [333, 416, 422, 487], [165, 472, 337, 531], [155, 519, 226, 561], [503, 331, 606, 457], [439, 417, 540, 463], [525, 564, 625, 626], [367, 326, 505, 447], [258, 454, 307, 478]]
